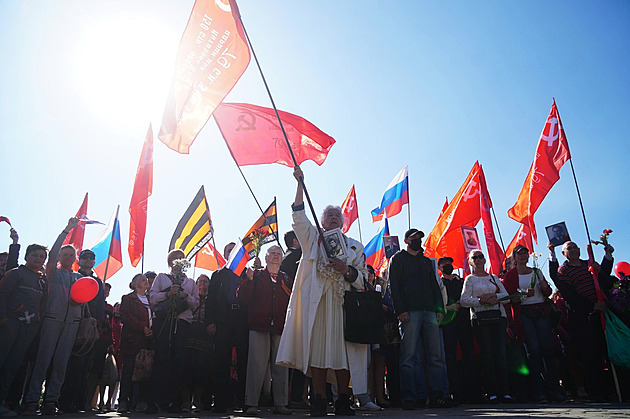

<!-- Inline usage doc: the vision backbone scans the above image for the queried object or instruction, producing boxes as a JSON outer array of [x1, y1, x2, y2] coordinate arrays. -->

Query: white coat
[[276, 209, 366, 373]]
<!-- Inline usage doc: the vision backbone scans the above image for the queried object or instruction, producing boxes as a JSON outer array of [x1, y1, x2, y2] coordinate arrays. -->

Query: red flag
[[508, 99, 571, 243], [424, 162, 483, 269], [505, 224, 534, 257], [478, 165, 505, 275], [214, 103, 336, 167], [341, 185, 359, 234], [158, 0, 251, 154], [63, 193, 89, 270], [439, 197, 449, 217], [128, 124, 154, 267], [0, 216, 11, 226], [194, 242, 227, 271]]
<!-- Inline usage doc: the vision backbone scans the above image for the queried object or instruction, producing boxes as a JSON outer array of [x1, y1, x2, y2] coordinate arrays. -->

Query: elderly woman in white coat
[[277, 166, 367, 417]]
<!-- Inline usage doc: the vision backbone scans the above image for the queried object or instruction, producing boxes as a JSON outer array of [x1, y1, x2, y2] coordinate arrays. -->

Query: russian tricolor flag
[[365, 215, 390, 271], [226, 239, 250, 276], [91, 206, 123, 281], [371, 166, 409, 222]]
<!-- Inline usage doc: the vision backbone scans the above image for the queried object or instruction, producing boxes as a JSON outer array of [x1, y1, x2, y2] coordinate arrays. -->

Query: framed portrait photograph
[[461, 226, 481, 253], [383, 235, 400, 259], [323, 228, 347, 259], [546, 221, 570, 247]]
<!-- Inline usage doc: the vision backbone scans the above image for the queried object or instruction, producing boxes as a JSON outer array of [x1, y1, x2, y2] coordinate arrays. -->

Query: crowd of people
[[0, 167, 627, 417]]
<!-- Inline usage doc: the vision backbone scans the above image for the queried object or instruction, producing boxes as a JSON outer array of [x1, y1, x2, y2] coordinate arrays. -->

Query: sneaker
[[501, 395, 513, 404], [488, 395, 499, 404], [273, 406, 293, 415], [415, 398, 427, 408], [245, 406, 258, 415], [0, 404, 18, 417], [41, 403, 59, 416], [553, 393, 569, 403], [536, 394, 548, 404], [143, 403, 158, 414], [401, 400, 416, 410], [135, 402, 148, 413], [310, 395, 327, 417], [21, 403, 39, 416], [333, 396, 355, 416], [428, 397, 454, 408], [357, 401, 382, 411], [117, 400, 129, 413]]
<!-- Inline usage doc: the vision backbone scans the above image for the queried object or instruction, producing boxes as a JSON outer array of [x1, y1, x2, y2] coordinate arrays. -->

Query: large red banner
[[214, 103, 336, 167], [508, 99, 571, 243], [159, 0, 251, 154]]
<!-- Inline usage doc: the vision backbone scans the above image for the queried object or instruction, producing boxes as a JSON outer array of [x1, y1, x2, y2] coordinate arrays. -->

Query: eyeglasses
[[471, 255, 485, 260]]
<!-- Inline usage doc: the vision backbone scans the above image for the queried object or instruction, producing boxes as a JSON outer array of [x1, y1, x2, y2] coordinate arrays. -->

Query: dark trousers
[[212, 308, 248, 409], [150, 318, 191, 407], [442, 317, 477, 401], [521, 312, 560, 396], [474, 318, 508, 397], [383, 344, 401, 405], [569, 312, 610, 398], [0, 318, 40, 402], [119, 353, 149, 406], [59, 348, 92, 410], [289, 369, 307, 403]]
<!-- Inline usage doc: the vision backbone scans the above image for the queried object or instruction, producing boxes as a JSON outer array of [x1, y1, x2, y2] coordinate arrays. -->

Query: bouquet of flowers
[[163, 258, 191, 321], [250, 227, 268, 258], [591, 228, 613, 246]]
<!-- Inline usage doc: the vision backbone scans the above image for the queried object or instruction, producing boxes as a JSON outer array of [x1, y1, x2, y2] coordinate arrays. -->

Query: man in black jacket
[[389, 229, 448, 410], [205, 243, 250, 413]]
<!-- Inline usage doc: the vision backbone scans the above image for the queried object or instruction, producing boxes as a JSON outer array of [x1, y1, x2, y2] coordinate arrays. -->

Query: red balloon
[[614, 261, 630, 279], [71, 277, 99, 303]]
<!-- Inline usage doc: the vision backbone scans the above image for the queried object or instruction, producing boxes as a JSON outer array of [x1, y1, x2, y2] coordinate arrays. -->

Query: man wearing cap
[[23, 218, 82, 416], [438, 256, 477, 404], [389, 229, 448, 410]]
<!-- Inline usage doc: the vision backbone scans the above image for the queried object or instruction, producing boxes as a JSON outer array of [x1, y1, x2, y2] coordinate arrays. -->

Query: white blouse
[[460, 273, 509, 319]]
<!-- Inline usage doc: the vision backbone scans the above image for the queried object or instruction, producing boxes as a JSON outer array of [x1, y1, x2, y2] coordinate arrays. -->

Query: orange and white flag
[[159, 0, 251, 153]]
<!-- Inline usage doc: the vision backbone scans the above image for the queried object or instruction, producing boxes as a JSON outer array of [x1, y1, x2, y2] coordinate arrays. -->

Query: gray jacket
[[43, 267, 82, 322]]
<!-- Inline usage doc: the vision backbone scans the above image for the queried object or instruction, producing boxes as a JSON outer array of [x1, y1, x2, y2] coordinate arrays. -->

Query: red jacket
[[237, 268, 291, 335], [119, 292, 152, 356]]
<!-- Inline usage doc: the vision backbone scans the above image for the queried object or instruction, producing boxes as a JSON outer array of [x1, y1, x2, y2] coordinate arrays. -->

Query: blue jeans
[[399, 311, 447, 401]]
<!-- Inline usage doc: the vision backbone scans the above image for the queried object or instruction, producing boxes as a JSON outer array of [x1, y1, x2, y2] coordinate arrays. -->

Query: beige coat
[[276, 209, 366, 373]]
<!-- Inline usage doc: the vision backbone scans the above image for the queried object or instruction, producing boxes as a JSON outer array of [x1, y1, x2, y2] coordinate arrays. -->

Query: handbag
[[100, 353, 119, 386], [473, 309, 502, 326], [73, 304, 101, 356], [131, 348, 154, 382], [343, 279, 385, 344]]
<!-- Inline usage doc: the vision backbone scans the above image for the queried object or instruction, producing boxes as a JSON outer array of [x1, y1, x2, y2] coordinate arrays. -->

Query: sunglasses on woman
[[471, 254, 485, 260]]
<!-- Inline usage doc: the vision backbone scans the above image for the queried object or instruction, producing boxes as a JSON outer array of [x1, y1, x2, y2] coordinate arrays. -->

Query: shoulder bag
[[344, 277, 385, 344]]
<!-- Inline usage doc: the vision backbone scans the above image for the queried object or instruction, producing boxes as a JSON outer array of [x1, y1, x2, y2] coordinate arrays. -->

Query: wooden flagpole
[[238, 14, 330, 256]]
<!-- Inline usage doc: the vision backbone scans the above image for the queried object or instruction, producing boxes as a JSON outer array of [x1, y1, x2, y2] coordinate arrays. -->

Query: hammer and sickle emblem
[[462, 180, 480, 202], [541, 116, 560, 146], [236, 110, 256, 131], [347, 196, 355, 211], [518, 230, 527, 240]]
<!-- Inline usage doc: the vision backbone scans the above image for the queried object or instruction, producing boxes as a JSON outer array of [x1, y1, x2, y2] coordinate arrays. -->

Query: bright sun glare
[[76, 17, 178, 128]]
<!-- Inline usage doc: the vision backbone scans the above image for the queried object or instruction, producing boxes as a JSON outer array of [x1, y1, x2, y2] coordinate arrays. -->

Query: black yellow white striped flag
[[169, 186, 213, 258], [242, 198, 278, 257]]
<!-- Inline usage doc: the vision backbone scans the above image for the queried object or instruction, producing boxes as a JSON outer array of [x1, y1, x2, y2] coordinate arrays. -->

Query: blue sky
[[1, 0, 629, 302]]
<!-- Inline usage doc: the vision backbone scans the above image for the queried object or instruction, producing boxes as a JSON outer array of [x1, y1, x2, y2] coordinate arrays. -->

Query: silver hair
[[321, 205, 345, 224], [266, 245, 283, 255], [467, 249, 484, 265]]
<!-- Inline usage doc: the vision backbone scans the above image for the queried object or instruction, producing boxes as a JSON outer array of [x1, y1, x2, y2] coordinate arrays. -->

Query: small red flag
[[128, 125, 154, 267], [214, 103, 336, 167], [439, 197, 449, 217], [508, 99, 571, 243], [341, 185, 359, 234], [158, 0, 251, 154], [0, 216, 11, 226], [63, 193, 89, 270], [194, 242, 227, 271], [505, 223, 534, 257]]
